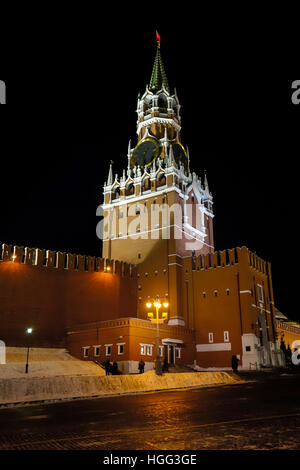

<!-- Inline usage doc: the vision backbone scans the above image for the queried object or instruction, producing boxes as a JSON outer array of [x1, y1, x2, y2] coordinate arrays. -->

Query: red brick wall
[[67, 318, 196, 366], [0, 257, 137, 347]]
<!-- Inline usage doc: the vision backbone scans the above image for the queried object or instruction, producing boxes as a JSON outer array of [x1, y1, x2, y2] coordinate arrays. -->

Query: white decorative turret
[[107, 161, 113, 186], [162, 126, 168, 159], [127, 140, 131, 170], [120, 169, 126, 184], [168, 144, 175, 167], [186, 146, 190, 174], [204, 170, 209, 192]]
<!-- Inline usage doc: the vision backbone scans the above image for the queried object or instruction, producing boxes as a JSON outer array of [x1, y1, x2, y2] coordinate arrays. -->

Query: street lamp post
[[146, 298, 169, 376], [25, 327, 33, 374]]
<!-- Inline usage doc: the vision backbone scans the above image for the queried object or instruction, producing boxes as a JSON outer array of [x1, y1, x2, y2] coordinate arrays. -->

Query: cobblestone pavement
[[0, 372, 299, 450]]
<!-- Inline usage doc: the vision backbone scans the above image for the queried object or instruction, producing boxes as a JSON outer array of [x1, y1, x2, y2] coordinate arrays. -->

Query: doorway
[[169, 345, 175, 364]]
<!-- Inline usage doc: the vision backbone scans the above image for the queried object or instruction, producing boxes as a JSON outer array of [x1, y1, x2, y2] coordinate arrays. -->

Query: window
[[245, 346, 251, 352], [94, 345, 100, 357], [146, 345, 153, 356], [117, 344, 125, 355], [208, 333, 214, 343], [138, 252, 142, 259], [136, 206, 140, 215], [140, 345, 145, 355], [126, 183, 134, 196], [105, 345, 112, 356], [175, 348, 181, 359], [83, 347, 89, 358], [257, 284, 264, 302], [224, 331, 229, 342]]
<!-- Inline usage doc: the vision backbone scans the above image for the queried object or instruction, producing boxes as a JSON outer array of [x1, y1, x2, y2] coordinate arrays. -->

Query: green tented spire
[[149, 32, 170, 93]]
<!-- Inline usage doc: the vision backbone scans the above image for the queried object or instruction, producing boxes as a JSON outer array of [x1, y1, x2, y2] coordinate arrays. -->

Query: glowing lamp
[[146, 302, 152, 309], [26, 328, 33, 334], [153, 302, 161, 308], [163, 302, 169, 308]]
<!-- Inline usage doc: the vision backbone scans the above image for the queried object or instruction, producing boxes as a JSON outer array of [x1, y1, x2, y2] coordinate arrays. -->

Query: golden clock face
[[132, 138, 160, 168], [172, 141, 187, 170]]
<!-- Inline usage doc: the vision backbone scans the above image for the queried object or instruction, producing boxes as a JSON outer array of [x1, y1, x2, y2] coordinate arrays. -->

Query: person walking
[[138, 359, 145, 374], [232, 355, 239, 373], [162, 357, 168, 372], [105, 358, 111, 376], [112, 361, 118, 375]]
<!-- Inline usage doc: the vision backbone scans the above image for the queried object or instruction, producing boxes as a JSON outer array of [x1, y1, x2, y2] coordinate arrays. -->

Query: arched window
[[112, 187, 120, 200], [158, 94, 167, 108], [125, 183, 134, 196], [143, 178, 150, 191], [157, 173, 166, 187]]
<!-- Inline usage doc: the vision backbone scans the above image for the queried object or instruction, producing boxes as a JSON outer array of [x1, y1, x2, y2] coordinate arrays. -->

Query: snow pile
[[0, 364, 243, 406], [0, 348, 105, 379], [5, 347, 78, 363]]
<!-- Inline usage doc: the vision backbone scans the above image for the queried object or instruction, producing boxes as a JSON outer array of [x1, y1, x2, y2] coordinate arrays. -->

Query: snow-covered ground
[[0, 348, 244, 406], [0, 348, 105, 379]]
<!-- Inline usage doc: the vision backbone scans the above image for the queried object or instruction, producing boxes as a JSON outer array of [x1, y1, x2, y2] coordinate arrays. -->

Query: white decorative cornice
[[137, 117, 181, 136], [102, 185, 188, 208]]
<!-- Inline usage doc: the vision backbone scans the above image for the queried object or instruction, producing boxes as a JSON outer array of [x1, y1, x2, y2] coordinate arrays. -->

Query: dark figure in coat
[[138, 359, 145, 374], [105, 359, 111, 376], [232, 355, 239, 373], [112, 361, 118, 375], [162, 357, 169, 372], [286, 345, 292, 361]]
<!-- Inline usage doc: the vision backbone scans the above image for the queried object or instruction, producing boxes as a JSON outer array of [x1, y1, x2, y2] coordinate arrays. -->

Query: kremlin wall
[[0, 243, 137, 348], [1, 241, 298, 373]]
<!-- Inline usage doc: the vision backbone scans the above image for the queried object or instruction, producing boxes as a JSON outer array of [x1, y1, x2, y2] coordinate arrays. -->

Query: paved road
[[0, 372, 299, 450]]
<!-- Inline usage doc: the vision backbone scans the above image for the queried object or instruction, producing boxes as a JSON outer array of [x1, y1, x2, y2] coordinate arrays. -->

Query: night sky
[[0, 21, 299, 321]]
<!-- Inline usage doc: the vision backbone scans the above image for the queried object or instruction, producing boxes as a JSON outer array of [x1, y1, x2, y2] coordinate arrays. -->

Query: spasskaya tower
[[101, 32, 214, 325]]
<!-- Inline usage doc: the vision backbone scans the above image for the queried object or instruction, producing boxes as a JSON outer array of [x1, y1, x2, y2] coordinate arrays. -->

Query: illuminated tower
[[102, 33, 214, 325]]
